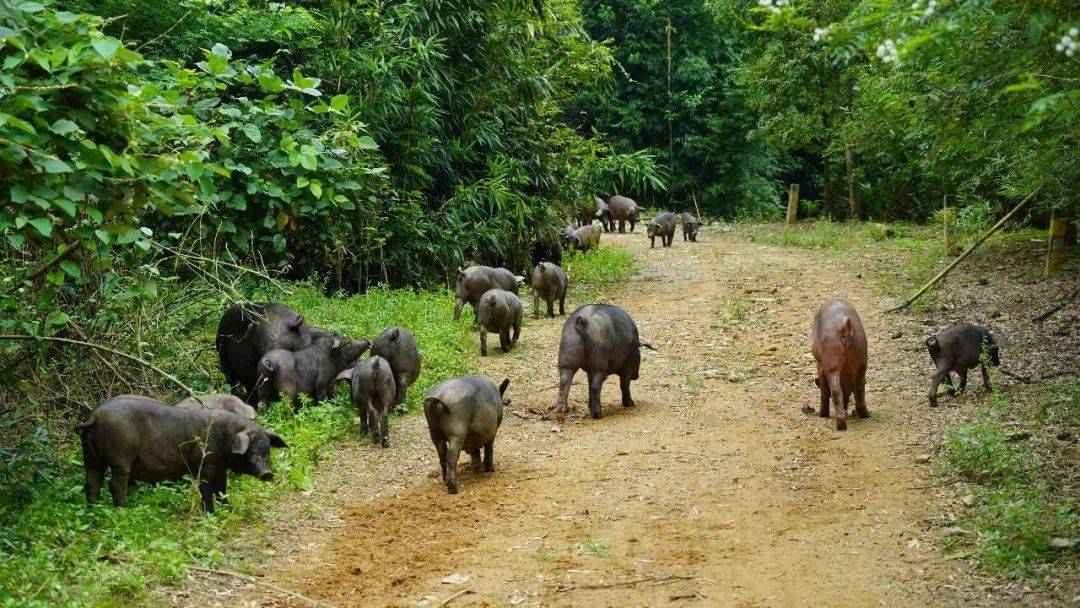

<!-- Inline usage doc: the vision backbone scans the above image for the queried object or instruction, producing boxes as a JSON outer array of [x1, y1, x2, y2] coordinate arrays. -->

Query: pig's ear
[[231, 431, 250, 455], [288, 315, 305, 331], [266, 431, 288, 449], [389, 328, 399, 341]]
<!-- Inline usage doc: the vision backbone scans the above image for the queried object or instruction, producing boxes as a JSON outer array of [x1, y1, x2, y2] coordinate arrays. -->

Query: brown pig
[[811, 299, 868, 431]]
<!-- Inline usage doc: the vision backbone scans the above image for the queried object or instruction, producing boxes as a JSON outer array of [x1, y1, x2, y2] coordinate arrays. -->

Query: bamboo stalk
[[887, 188, 1041, 312]]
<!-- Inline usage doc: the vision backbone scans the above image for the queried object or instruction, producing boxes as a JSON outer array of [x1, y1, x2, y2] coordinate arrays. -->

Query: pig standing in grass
[[531, 261, 568, 319], [256, 337, 370, 407], [454, 265, 523, 324], [645, 212, 677, 248], [681, 212, 700, 242], [476, 289, 522, 356], [350, 356, 396, 447], [811, 300, 868, 431], [607, 195, 640, 233], [216, 302, 312, 402], [926, 324, 1000, 407], [594, 196, 612, 232], [423, 376, 509, 494], [568, 224, 601, 252], [79, 395, 286, 511], [370, 326, 422, 406], [175, 393, 256, 419], [556, 304, 654, 420]]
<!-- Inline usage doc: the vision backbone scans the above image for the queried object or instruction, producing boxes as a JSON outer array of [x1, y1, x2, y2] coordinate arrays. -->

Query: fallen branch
[[192, 567, 338, 608], [581, 574, 695, 590], [887, 188, 1041, 313], [437, 588, 472, 607], [0, 334, 195, 398], [1032, 289, 1078, 323]]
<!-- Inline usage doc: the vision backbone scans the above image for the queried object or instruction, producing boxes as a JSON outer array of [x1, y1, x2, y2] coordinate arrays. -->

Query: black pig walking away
[[78, 396, 287, 511], [370, 326, 421, 406], [926, 324, 1000, 407], [453, 265, 523, 324], [476, 288, 522, 356], [424, 376, 509, 494], [531, 261, 568, 319], [350, 356, 397, 447], [555, 304, 655, 420]]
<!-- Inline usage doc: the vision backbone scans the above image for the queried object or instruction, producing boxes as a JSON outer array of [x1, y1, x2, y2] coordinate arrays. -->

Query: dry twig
[[192, 567, 338, 608]]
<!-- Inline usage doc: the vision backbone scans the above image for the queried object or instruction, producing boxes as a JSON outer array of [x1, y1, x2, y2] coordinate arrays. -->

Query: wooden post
[[786, 183, 799, 225], [1046, 217, 1066, 274]]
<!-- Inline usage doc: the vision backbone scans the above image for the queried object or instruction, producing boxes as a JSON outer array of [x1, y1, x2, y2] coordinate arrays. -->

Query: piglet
[[926, 324, 1000, 407]]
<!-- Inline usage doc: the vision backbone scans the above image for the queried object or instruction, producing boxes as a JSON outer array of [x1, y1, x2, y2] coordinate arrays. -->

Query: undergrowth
[[0, 284, 473, 607], [562, 245, 637, 299], [939, 380, 1079, 579]]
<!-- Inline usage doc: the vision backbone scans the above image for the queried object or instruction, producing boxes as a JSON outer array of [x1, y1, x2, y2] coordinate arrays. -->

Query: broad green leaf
[[357, 136, 379, 150], [27, 217, 52, 237], [50, 119, 79, 135], [211, 43, 232, 59], [242, 123, 262, 143], [91, 37, 120, 60], [330, 94, 349, 111], [41, 158, 73, 173], [60, 260, 81, 280], [309, 182, 322, 198]]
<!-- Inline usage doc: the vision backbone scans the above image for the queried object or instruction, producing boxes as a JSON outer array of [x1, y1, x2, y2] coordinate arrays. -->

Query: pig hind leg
[[559, 294, 565, 316], [379, 411, 390, 447], [469, 448, 483, 473], [854, 368, 869, 419], [84, 462, 105, 504], [483, 441, 495, 473], [546, 297, 555, 318], [818, 374, 830, 417], [587, 371, 606, 419], [619, 372, 635, 408], [555, 367, 576, 412], [430, 431, 448, 483], [980, 363, 992, 393], [445, 437, 464, 494], [500, 329, 511, 353], [958, 369, 969, 392], [394, 373, 409, 405]]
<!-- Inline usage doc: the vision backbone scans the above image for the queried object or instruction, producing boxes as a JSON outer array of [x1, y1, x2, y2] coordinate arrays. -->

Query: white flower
[[911, 1, 920, 8], [1068, 48, 1076, 57], [1070, 27, 1078, 37], [1057, 43, 1066, 52], [1057, 31, 1079, 57]]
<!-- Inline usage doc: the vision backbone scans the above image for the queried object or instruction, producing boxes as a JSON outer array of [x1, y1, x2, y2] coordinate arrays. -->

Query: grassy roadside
[[723, 220, 1079, 586], [0, 249, 633, 608], [0, 285, 474, 608], [939, 379, 1079, 579]]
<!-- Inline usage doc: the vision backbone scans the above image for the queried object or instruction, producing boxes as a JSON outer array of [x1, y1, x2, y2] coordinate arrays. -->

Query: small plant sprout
[[1055, 28, 1078, 57], [876, 38, 900, 63]]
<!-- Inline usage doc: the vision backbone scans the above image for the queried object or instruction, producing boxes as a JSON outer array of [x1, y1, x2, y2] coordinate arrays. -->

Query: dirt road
[[190, 229, 969, 607]]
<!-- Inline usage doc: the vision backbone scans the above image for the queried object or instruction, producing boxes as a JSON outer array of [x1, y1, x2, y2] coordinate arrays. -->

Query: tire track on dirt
[[186, 229, 970, 607]]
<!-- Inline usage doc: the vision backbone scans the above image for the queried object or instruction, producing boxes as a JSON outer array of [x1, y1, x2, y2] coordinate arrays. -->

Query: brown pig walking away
[[424, 376, 509, 494], [811, 299, 868, 431]]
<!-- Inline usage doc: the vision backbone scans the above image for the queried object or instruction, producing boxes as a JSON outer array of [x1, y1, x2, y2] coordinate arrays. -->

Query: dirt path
[[186, 229, 971, 607]]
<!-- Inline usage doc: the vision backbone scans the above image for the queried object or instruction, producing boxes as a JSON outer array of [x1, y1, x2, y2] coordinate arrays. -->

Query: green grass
[[939, 381, 1079, 579], [562, 245, 637, 299], [0, 284, 474, 608], [576, 537, 611, 559]]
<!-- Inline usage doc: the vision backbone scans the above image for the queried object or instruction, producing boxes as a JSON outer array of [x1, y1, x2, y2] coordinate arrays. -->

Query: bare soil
[[175, 229, 1026, 608]]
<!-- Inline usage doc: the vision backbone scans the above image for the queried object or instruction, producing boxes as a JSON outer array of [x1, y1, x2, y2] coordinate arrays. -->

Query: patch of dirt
[[174, 227, 1051, 608]]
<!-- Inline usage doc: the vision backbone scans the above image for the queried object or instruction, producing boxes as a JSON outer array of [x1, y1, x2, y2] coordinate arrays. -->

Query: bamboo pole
[[887, 188, 1040, 312], [785, 183, 799, 225]]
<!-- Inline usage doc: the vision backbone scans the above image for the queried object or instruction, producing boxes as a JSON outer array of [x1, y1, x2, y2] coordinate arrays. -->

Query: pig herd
[[77, 195, 1002, 511]]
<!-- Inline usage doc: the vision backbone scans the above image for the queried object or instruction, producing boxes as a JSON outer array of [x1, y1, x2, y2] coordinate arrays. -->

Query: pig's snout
[[258, 471, 274, 482]]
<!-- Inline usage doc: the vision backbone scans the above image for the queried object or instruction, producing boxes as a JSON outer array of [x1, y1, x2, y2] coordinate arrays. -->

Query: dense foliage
[[572, 0, 1076, 220]]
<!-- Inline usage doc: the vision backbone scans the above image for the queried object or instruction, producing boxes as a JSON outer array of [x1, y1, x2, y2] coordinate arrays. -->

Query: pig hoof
[[480, 350, 488, 357], [484, 464, 494, 473], [857, 410, 870, 419], [835, 419, 848, 431], [446, 482, 459, 494], [818, 410, 829, 418], [622, 399, 635, 408]]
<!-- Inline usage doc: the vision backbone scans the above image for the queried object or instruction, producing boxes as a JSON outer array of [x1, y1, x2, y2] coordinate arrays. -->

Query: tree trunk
[[846, 146, 858, 220], [822, 156, 831, 218]]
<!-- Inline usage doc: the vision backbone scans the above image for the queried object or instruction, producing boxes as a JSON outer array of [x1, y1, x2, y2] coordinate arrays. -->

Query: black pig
[[423, 376, 509, 494], [78, 395, 286, 511], [926, 324, 1000, 407]]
